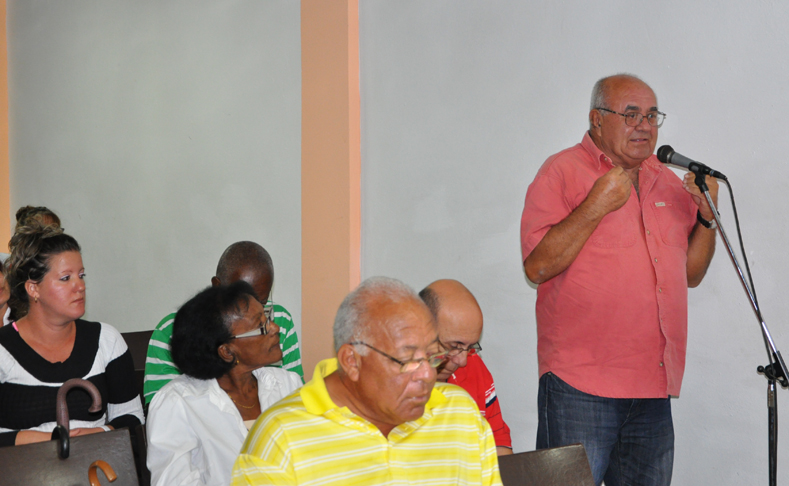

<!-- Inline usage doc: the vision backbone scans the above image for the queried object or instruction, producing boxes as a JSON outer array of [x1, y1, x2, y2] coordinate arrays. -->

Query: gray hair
[[589, 73, 648, 111], [333, 276, 421, 354]]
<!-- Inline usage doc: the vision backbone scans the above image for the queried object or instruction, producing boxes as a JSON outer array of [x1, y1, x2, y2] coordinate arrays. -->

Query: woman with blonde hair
[[4, 205, 60, 324], [0, 224, 143, 446]]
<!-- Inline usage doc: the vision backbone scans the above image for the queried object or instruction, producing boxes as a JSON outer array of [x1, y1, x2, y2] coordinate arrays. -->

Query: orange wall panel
[[301, 0, 361, 379]]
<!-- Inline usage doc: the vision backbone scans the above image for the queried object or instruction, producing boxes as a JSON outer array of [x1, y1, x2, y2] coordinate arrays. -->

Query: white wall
[[8, 1, 302, 335], [360, 1, 789, 484]]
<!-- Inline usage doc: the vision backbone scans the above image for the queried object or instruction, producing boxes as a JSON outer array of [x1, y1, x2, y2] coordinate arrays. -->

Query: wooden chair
[[132, 422, 151, 486], [0, 428, 140, 486], [498, 443, 595, 486], [121, 330, 154, 486], [121, 329, 154, 410]]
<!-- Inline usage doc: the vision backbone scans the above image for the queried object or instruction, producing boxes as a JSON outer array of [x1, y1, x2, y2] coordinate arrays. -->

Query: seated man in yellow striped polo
[[231, 276, 503, 486]]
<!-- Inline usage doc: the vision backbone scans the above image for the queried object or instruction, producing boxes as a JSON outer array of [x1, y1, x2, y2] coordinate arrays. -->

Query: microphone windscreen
[[656, 145, 674, 164]]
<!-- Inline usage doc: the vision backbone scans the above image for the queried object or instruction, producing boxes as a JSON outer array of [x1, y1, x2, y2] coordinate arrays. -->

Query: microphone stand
[[694, 172, 789, 486]]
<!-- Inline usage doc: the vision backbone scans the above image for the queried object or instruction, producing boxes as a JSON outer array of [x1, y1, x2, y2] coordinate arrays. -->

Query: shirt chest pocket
[[589, 207, 637, 248], [651, 201, 692, 249]]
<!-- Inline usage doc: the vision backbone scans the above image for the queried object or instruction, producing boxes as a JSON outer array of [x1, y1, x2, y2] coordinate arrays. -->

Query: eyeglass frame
[[595, 107, 666, 128], [231, 300, 276, 339], [349, 341, 447, 374], [441, 341, 482, 358]]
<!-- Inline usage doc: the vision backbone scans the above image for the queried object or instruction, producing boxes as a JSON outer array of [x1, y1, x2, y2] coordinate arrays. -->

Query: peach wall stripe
[[301, 0, 361, 380]]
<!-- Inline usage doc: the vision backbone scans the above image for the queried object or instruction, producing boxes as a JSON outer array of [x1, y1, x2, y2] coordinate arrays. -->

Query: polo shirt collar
[[301, 358, 341, 415], [301, 358, 448, 417]]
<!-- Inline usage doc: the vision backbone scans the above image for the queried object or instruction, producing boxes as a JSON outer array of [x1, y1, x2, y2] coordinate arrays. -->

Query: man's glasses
[[596, 107, 666, 128], [350, 341, 447, 374], [232, 301, 276, 338], [441, 341, 482, 358]]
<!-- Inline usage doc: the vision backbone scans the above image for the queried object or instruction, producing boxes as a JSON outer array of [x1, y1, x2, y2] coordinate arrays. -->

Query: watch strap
[[697, 210, 717, 230]]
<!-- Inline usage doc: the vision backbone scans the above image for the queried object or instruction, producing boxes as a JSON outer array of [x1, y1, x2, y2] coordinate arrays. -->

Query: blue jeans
[[536, 373, 674, 486]]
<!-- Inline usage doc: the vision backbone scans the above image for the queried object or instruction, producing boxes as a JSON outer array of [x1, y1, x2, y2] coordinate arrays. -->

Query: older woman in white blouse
[[147, 281, 301, 486]]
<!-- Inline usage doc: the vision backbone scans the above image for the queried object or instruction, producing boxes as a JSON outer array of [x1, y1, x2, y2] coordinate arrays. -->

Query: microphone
[[656, 145, 728, 180]]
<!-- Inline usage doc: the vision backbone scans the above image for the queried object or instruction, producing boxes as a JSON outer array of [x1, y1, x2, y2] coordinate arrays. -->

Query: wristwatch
[[697, 210, 717, 230]]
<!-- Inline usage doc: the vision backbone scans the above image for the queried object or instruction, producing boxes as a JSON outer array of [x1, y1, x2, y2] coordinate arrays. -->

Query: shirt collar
[[301, 358, 447, 416], [581, 131, 663, 174], [581, 131, 611, 170], [301, 358, 340, 415]]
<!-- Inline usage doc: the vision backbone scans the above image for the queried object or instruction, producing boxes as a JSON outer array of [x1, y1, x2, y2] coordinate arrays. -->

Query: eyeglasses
[[441, 341, 482, 358], [232, 301, 276, 338], [349, 341, 447, 374], [263, 301, 275, 324], [596, 107, 666, 128]]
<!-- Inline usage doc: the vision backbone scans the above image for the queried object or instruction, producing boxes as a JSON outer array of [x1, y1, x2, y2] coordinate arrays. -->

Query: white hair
[[590, 73, 648, 111], [333, 276, 421, 354]]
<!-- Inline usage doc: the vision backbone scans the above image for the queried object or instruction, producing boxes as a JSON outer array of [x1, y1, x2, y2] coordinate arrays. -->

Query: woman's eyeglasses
[[232, 301, 276, 338]]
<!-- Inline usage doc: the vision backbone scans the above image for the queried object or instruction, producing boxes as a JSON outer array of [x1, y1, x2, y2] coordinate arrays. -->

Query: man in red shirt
[[420, 279, 513, 456], [520, 74, 718, 485]]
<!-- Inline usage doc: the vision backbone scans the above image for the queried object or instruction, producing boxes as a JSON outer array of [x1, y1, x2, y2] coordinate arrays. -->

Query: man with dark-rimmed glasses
[[420, 278, 513, 456], [520, 74, 718, 485], [231, 276, 503, 486]]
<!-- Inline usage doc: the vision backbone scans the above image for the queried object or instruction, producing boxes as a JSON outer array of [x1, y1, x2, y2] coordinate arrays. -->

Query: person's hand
[[683, 172, 719, 221], [70, 426, 112, 437], [15, 430, 53, 445], [586, 166, 632, 218]]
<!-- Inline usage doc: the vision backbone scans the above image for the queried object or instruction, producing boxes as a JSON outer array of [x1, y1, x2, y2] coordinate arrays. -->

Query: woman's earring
[[34, 296, 38, 303]]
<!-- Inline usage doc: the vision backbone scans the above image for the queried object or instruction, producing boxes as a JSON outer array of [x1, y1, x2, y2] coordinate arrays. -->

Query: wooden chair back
[[121, 330, 154, 409], [121, 330, 154, 486], [133, 423, 151, 486], [497, 443, 595, 486]]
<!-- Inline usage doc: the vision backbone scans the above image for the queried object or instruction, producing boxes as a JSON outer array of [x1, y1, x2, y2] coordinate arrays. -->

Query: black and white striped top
[[0, 319, 144, 447]]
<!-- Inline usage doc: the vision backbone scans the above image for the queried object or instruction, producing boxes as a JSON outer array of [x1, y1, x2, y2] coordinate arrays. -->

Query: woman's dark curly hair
[[171, 281, 257, 379], [4, 223, 81, 319]]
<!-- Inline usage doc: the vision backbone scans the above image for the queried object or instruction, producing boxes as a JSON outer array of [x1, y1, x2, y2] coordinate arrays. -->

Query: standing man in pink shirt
[[520, 74, 718, 486]]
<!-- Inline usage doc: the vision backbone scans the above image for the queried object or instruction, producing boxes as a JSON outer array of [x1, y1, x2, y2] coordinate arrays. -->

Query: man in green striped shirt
[[143, 241, 304, 405]]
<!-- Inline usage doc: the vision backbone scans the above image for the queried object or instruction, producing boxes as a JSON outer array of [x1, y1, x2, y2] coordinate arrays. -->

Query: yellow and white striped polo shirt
[[231, 358, 503, 486]]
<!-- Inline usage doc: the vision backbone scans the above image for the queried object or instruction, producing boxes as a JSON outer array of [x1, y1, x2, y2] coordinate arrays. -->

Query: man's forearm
[[686, 222, 716, 287], [524, 201, 606, 284], [524, 166, 632, 284]]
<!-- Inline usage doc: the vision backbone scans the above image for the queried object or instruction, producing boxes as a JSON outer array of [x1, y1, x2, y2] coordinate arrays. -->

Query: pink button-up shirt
[[521, 133, 696, 398]]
